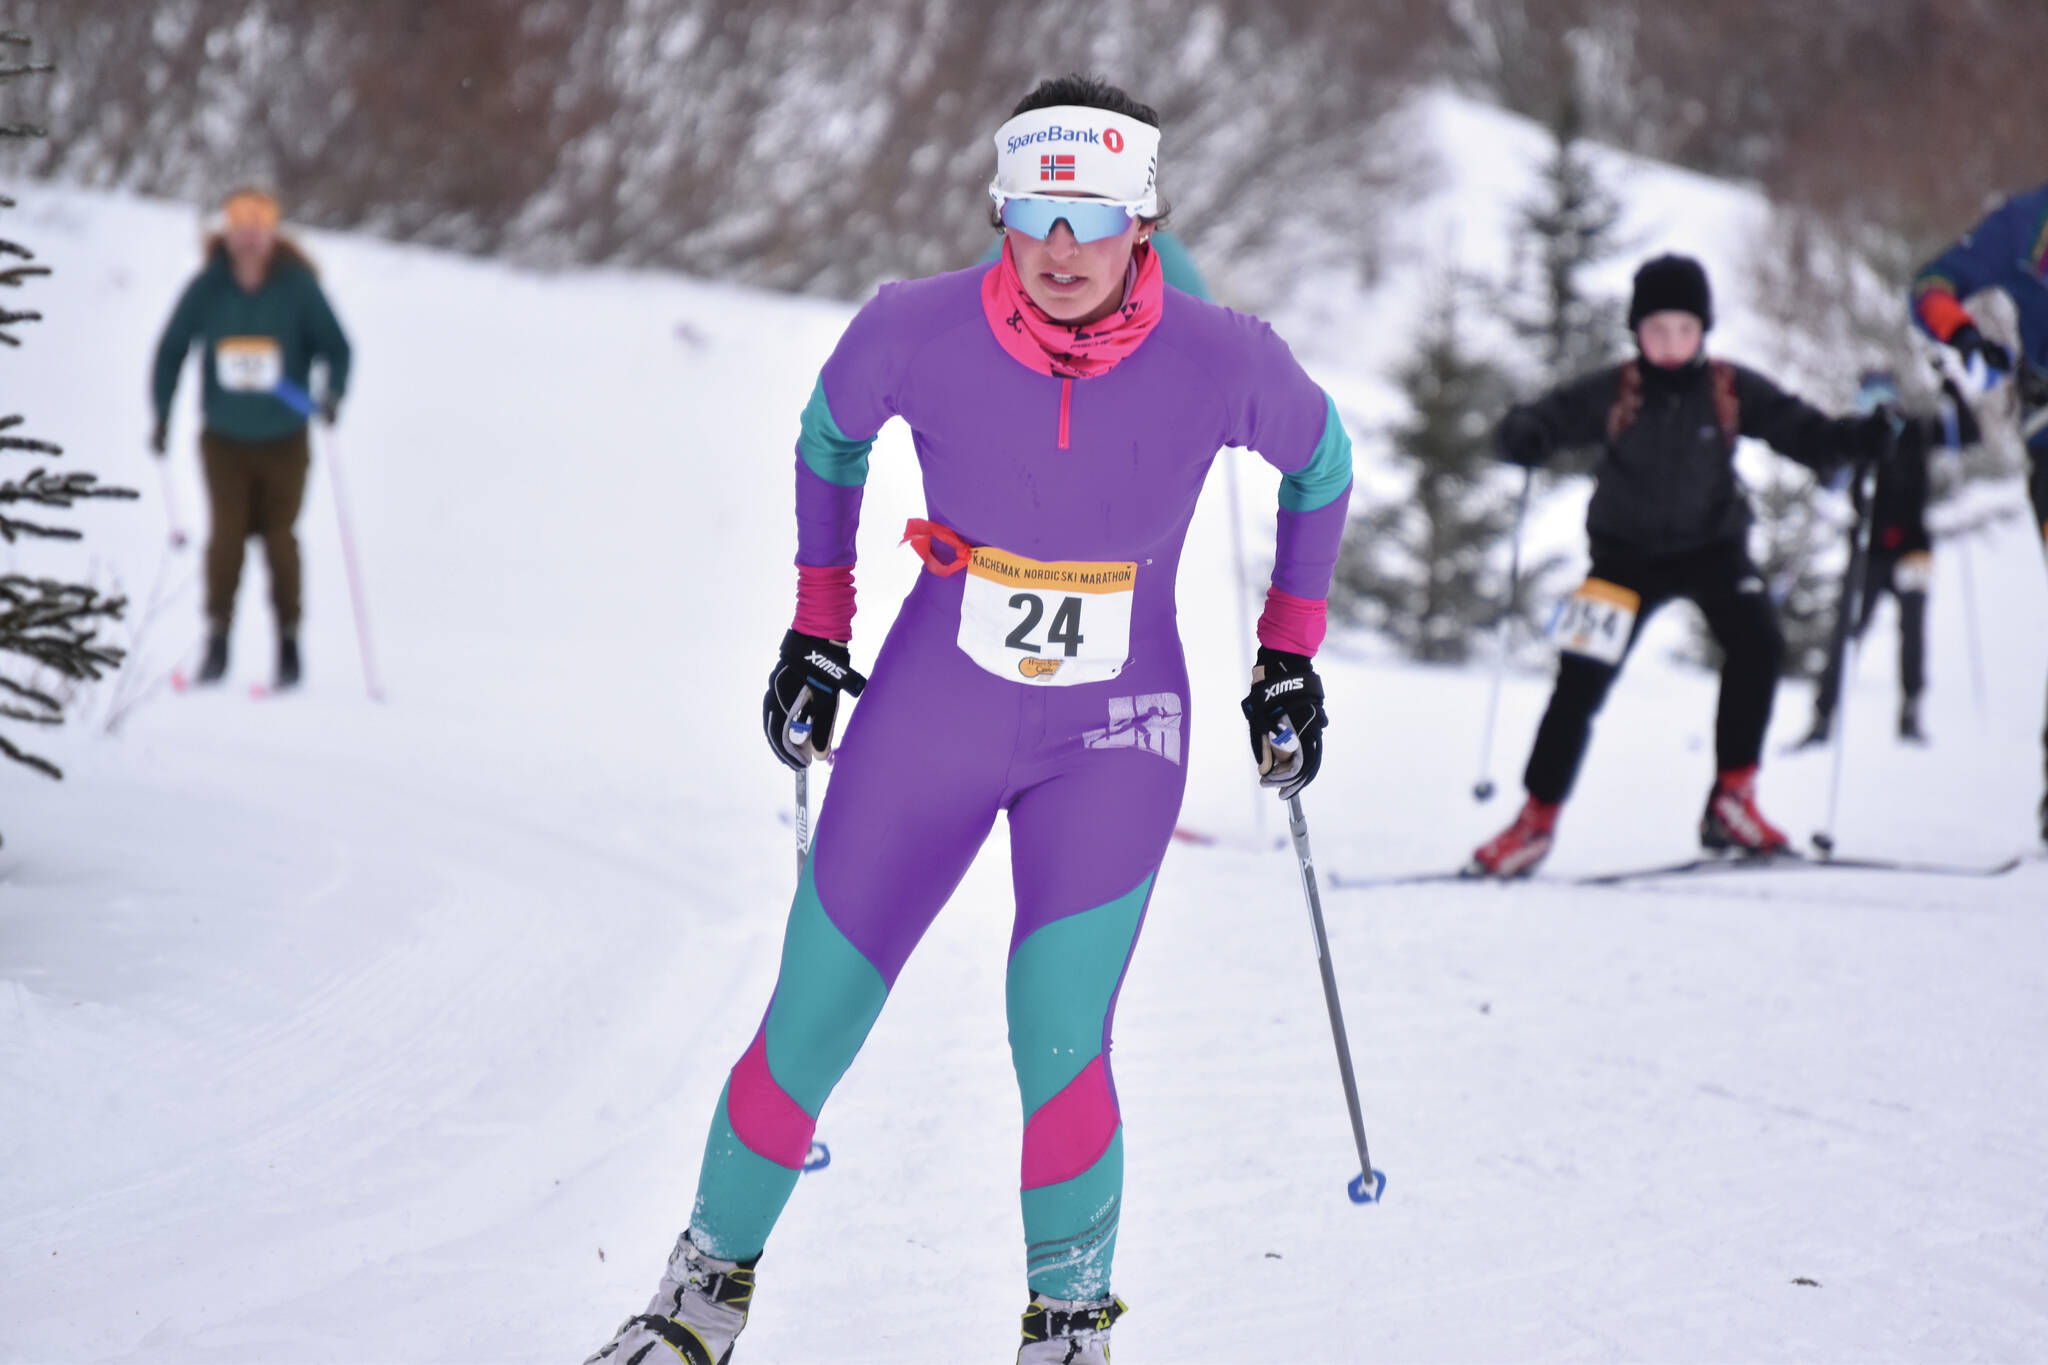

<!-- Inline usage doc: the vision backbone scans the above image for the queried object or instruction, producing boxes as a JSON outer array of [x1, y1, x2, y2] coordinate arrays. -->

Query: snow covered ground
[[5, 100, 2048, 1364]]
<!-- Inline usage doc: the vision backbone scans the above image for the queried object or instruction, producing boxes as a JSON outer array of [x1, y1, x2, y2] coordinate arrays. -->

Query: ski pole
[[1956, 534, 1987, 718], [1281, 783, 1386, 1206], [154, 455, 189, 550], [794, 762, 811, 876], [322, 423, 385, 702], [1814, 452, 1884, 856], [1472, 467, 1533, 803]]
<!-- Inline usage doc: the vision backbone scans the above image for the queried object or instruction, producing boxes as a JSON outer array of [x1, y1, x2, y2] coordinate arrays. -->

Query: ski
[[1328, 868, 1487, 890], [1579, 850, 2020, 885]]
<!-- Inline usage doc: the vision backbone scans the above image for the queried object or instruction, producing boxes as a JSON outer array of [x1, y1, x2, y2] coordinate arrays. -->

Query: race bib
[[215, 336, 283, 394], [1548, 577, 1640, 666], [957, 546, 1137, 685]]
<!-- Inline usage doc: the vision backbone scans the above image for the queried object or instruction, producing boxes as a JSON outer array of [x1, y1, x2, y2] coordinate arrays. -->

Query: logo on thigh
[[1082, 692, 1183, 766]]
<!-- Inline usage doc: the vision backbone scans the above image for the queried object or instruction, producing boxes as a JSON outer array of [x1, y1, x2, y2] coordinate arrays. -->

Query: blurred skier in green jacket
[[151, 188, 352, 689]]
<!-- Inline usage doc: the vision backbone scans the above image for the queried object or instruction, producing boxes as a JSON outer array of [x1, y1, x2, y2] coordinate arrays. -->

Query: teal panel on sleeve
[[1278, 392, 1353, 514], [798, 376, 875, 488]]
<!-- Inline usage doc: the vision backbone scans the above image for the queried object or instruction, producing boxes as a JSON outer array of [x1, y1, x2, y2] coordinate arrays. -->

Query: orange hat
[[222, 188, 281, 232]]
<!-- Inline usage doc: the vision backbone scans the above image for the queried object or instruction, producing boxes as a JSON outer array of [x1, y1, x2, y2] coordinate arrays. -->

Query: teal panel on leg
[[1021, 1128, 1124, 1300], [1006, 875, 1151, 1115], [689, 1085, 802, 1262], [763, 857, 891, 1111]]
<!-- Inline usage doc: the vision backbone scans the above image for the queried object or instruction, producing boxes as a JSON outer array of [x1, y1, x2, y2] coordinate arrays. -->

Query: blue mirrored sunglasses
[[998, 195, 1139, 244]]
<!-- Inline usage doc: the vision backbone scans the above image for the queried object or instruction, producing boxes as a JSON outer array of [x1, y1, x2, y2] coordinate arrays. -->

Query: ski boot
[[1897, 696, 1925, 743], [584, 1231, 756, 1365], [1466, 796, 1560, 878], [277, 636, 302, 690], [195, 632, 230, 685], [1018, 1292, 1127, 1365], [1700, 766, 1791, 856]]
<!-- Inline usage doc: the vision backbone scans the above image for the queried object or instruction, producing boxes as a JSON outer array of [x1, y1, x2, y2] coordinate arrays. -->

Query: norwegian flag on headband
[[1039, 153, 1075, 182]]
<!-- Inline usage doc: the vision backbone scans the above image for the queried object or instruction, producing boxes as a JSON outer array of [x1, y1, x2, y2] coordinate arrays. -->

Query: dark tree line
[[3, 3, 2031, 311]]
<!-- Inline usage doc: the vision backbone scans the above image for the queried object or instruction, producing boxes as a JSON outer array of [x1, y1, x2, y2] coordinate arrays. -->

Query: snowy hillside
[[5, 94, 2048, 1364]]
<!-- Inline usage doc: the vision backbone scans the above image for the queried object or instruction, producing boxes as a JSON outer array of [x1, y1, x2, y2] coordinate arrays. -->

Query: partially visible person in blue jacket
[[1910, 180, 2048, 844], [151, 187, 352, 691]]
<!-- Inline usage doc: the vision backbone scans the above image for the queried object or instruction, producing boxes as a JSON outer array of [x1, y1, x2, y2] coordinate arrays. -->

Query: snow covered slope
[[4, 97, 2047, 1363]]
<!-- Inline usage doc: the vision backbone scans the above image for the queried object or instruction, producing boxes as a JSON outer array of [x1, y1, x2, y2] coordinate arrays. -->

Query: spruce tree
[[1508, 82, 1626, 388], [0, 31, 134, 845], [1332, 290, 1539, 663]]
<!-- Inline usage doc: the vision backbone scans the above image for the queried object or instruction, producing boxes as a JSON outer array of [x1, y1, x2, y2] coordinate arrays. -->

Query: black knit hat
[[1628, 254, 1713, 330]]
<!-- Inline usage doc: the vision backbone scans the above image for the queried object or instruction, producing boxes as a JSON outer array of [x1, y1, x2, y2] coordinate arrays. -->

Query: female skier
[[586, 75, 1349, 1365], [150, 187, 352, 690], [1468, 254, 1908, 878]]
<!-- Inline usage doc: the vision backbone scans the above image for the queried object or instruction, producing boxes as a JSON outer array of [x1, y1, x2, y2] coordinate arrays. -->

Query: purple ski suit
[[689, 263, 1352, 1301]]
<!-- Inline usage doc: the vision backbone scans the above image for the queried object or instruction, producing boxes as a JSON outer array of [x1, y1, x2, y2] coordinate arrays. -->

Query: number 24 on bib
[[1547, 577, 1640, 666], [957, 547, 1137, 685]]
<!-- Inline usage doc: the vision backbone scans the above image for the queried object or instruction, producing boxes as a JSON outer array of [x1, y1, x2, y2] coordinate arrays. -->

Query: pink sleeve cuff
[[793, 563, 856, 640], [1256, 585, 1327, 657]]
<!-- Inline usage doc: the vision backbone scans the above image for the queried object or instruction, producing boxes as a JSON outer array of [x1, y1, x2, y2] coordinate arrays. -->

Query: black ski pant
[[1524, 539, 1784, 806], [1812, 547, 1926, 720]]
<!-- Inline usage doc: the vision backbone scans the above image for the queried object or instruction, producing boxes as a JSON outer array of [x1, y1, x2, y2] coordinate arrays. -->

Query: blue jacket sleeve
[[1911, 194, 2032, 342]]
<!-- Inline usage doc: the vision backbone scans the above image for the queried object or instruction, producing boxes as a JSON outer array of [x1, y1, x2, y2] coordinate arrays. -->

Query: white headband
[[989, 105, 1160, 216]]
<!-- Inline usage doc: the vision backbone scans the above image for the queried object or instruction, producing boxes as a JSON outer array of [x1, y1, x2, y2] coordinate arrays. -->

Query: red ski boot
[[1700, 766, 1791, 856], [1467, 796, 1561, 878]]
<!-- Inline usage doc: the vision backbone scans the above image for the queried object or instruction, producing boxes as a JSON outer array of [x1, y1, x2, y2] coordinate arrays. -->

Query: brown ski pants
[[201, 428, 310, 635]]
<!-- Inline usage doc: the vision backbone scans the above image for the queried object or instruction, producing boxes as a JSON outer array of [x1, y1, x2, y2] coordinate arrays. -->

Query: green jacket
[[152, 245, 352, 443]]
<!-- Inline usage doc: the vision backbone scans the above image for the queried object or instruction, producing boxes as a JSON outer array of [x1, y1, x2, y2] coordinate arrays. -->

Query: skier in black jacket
[[1469, 255, 1922, 877]]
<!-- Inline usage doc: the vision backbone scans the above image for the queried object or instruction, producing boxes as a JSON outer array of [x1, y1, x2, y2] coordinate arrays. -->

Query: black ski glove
[[320, 394, 342, 426], [1948, 322, 2011, 374], [1240, 645, 1327, 801], [1496, 408, 1549, 469], [763, 629, 867, 771], [148, 417, 167, 458]]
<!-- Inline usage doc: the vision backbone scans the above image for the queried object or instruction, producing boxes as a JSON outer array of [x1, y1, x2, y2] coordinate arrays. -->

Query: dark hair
[[1010, 74, 1159, 128], [988, 74, 1171, 232]]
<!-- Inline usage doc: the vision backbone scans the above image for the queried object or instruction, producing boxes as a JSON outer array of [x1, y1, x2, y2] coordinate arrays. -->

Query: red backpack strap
[[1711, 359, 1740, 445], [1606, 361, 1642, 442]]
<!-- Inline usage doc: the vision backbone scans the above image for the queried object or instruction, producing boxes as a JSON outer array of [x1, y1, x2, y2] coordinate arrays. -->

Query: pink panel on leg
[[727, 1026, 817, 1171], [1020, 1054, 1120, 1190]]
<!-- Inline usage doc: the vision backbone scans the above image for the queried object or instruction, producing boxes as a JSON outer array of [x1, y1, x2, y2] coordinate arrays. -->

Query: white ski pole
[[322, 424, 385, 702], [794, 764, 811, 877], [1956, 534, 1987, 717], [154, 456, 189, 550], [1274, 752, 1385, 1205], [1473, 467, 1534, 802]]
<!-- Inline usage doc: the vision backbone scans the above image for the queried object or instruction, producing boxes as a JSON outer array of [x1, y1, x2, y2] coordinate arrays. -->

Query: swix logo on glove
[[804, 651, 848, 680], [1263, 677, 1307, 700]]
